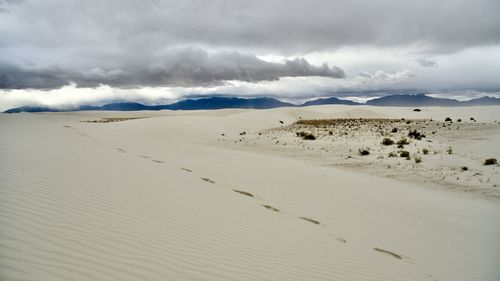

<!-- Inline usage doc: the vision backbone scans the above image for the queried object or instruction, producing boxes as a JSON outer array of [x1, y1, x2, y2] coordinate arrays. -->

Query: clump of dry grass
[[381, 138, 394, 145], [484, 158, 497, 165], [397, 138, 410, 148], [359, 148, 370, 156], [296, 132, 316, 140], [399, 151, 410, 159]]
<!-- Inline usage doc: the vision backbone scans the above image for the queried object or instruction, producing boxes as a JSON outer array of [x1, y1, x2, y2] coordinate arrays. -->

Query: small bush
[[422, 148, 429, 155], [391, 128, 398, 133], [399, 151, 410, 158], [484, 158, 497, 165], [408, 129, 426, 140], [445, 117, 452, 122], [447, 146, 453, 155], [461, 166, 468, 171], [239, 131, 246, 136], [397, 138, 410, 148], [388, 152, 397, 157], [413, 108, 421, 112], [381, 138, 394, 145], [296, 132, 316, 140], [359, 148, 370, 156], [414, 156, 422, 163], [457, 119, 462, 122]]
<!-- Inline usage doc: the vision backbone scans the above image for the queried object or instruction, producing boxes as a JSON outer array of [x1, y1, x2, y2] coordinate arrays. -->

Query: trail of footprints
[[65, 124, 436, 279], [128, 147, 409, 264], [105, 143, 431, 278]]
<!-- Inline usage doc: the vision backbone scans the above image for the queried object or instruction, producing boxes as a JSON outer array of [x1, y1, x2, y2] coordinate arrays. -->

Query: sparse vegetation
[[391, 127, 398, 133], [81, 117, 144, 123], [484, 158, 497, 165], [408, 129, 426, 140], [399, 150, 410, 158], [359, 148, 370, 156], [461, 166, 468, 171], [413, 108, 421, 112], [296, 131, 316, 140], [422, 148, 429, 155], [239, 131, 246, 136], [445, 117, 452, 122], [381, 138, 394, 145], [414, 155, 422, 163], [388, 152, 397, 157], [397, 138, 410, 148], [447, 146, 453, 155]]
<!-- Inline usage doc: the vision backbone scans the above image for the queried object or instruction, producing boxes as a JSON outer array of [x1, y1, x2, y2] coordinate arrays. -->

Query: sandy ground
[[1, 105, 499, 281]]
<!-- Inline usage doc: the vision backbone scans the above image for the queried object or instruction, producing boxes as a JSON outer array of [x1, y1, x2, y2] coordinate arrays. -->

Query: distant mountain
[[4, 94, 500, 113], [461, 96, 500, 106], [4, 97, 293, 113], [366, 93, 462, 106], [165, 97, 293, 110], [301, 97, 360, 106]]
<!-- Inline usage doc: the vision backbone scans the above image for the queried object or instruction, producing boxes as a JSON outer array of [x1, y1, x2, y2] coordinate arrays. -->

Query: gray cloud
[[417, 59, 437, 67], [0, 0, 499, 90], [0, 48, 344, 89]]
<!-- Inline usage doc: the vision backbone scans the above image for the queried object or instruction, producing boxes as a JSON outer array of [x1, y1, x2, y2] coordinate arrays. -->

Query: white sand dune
[[1, 106, 499, 281]]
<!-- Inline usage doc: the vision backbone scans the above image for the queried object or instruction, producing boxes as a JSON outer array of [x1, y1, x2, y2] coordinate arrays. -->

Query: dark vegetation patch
[[381, 138, 394, 145], [296, 131, 316, 140], [484, 158, 497, 165]]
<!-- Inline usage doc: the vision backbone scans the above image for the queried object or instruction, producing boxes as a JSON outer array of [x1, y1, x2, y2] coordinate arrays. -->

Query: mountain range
[[4, 93, 500, 113]]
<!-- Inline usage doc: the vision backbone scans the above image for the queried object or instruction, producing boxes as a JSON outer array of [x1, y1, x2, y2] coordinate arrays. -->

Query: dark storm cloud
[[0, 0, 499, 89], [0, 49, 345, 89]]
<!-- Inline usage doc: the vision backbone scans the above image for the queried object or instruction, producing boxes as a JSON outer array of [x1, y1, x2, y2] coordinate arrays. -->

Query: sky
[[1, 0, 500, 110]]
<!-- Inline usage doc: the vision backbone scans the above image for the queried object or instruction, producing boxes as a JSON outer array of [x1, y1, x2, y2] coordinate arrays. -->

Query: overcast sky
[[1, 0, 500, 109]]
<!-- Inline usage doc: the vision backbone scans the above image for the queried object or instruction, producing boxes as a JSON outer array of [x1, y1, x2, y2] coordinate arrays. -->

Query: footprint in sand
[[233, 189, 254, 197], [151, 159, 164, 163], [201, 177, 215, 184], [299, 217, 320, 225], [115, 148, 126, 153], [262, 205, 280, 212], [181, 168, 192, 172], [140, 155, 150, 159], [373, 247, 403, 259]]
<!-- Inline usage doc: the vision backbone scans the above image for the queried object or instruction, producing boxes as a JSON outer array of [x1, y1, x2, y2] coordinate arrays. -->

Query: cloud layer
[[1, 0, 499, 90], [0, 48, 345, 89]]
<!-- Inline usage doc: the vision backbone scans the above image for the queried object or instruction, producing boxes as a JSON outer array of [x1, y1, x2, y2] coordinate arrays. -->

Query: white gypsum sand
[[1, 105, 499, 281]]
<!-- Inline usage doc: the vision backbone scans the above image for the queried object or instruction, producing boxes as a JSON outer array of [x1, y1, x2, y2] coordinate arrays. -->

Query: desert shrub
[[484, 158, 497, 165], [413, 108, 421, 112], [359, 148, 370, 156], [457, 119, 462, 122], [391, 128, 398, 133], [388, 152, 397, 157], [461, 166, 468, 171], [447, 146, 453, 154], [422, 148, 429, 155], [414, 156, 422, 163], [408, 129, 426, 140], [397, 138, 410, 148], [399, 151, 410, 158], [296, 132, 316, 140], [445, 117, 452, 122], [239, 131, 246, 136], [381, 138, 394, 145]]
